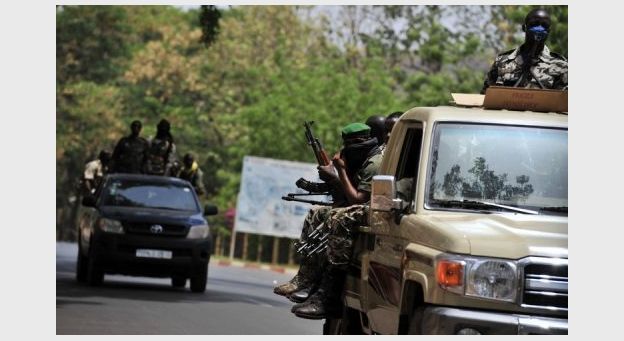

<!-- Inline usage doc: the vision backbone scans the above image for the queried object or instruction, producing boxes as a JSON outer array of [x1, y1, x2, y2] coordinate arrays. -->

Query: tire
[[407, 306, 426, 335], [87, 246, 104, 286], [190, 263, 208, 293], [76, 241, 88, 283], [323, 318, 342, 335], [323, 306, 364, 335], [172, 276, 187, 288]]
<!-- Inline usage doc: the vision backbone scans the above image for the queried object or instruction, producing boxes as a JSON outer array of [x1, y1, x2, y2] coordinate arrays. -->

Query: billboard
[[234, 156, 327, 239]]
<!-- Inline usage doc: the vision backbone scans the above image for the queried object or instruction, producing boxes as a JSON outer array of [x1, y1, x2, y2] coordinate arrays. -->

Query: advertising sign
[[235, 156, 327, 239]]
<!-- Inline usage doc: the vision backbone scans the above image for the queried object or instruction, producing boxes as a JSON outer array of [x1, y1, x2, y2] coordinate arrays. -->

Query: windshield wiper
[[539, 206, 568, 213], [433, 199, 539, 215]]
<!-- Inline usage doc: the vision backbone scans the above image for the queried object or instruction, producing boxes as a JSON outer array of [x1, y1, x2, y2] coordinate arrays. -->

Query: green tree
[[56, 6, 132, 84]]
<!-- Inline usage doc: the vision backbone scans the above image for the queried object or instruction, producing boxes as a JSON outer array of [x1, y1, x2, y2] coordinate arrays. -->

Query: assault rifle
[[304, 121, 331, 166], [281, 121, 345, 206]]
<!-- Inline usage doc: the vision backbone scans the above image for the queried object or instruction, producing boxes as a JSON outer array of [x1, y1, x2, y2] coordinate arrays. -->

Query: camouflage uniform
[[274, 206, 331, 297], [145, 138, 177, 176], [111, 136, 148, 174], [481, 45, 568, 94], [324, 151, 382, 268], [291, 148, 383, 318]]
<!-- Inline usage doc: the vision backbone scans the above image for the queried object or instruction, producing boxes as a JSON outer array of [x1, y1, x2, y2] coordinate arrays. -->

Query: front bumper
[[421, 306, 568, 335], [90, 232, 211, 278]]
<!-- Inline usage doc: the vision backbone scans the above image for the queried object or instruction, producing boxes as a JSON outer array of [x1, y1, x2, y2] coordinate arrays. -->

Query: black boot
[[291, 265, 346, 320], [288, 284, 317, 303]]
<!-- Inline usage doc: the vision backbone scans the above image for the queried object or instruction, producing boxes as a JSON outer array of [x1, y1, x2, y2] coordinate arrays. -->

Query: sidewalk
[[210, 257, 299, 276]]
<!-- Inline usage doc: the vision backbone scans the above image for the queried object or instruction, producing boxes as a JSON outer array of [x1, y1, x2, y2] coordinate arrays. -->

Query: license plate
[[136, 249, 173, 259]]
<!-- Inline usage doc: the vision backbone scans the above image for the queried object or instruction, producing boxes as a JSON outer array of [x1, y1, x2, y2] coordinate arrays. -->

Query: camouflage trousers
[[325, 205, 368, 268], [299, 205, 368, 267], [300, 206, 332, 242]]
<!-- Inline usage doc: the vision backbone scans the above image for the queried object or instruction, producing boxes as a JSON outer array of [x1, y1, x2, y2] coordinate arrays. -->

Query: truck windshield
[[427, 123, 567, 215], [100, 179, 199, 212]]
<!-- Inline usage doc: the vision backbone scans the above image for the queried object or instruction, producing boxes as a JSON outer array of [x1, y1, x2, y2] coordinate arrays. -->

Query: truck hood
[[408, 212, 567, 259], [98, 206, 206, 226]]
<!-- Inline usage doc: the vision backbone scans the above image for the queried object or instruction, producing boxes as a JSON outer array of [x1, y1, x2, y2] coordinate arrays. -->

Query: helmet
[[365, 115, 386, 146]]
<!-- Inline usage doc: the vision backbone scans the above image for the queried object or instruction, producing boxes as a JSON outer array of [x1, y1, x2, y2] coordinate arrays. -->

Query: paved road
[[56, 242, 323, 334]]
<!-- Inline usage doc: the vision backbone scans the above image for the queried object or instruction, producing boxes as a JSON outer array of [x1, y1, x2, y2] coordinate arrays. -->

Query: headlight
[[98, 218, 124, 234], [436, 255, 518, 303], [187, 224, 209, 239], [466, 260, 517, 302]]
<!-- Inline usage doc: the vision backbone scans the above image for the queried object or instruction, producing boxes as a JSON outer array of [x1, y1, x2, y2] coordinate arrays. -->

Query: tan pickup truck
[[325, 105, 568, 335]]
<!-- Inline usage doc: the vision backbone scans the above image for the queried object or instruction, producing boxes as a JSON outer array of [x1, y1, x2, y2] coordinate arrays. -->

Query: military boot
[[291, 265, 346, 320], [287, 253, 324, 303], [273, 254, 318, 296]]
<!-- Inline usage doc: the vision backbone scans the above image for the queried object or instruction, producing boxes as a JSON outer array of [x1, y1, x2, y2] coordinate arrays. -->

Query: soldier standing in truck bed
[[481, 8, 568, 93], [111, 120, 149, 174], [145, 119, 177, 176]]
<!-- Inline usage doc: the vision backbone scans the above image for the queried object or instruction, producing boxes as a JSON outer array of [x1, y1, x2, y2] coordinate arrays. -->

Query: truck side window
[[395, 125, 423, 207]]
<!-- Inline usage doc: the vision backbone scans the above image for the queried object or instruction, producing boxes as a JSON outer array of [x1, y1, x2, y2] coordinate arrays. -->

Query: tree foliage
[[56, 5, 567, 240]]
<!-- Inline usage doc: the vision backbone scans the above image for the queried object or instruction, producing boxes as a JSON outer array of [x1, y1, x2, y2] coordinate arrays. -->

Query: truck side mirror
[[371, 175, 406, 212], [371, 175, 408, 225], [204, 204, 218, 216], [81, 195, 96, 208]]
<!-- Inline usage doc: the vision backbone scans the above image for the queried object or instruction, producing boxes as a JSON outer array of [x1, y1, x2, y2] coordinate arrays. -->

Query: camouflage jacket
[[111, 135, 148, 174], [481, 45, 568, 94], [355, 150, 383, 194]]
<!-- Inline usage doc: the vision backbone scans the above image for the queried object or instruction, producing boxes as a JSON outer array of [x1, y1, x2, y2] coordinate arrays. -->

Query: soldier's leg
[[274, 206, 331, 296], [292, 205, 368, 319]]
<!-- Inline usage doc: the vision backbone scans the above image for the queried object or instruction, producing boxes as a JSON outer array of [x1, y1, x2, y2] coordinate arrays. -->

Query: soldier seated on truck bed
[[274, 122, 383, 304], [289, 123, 383, 320]]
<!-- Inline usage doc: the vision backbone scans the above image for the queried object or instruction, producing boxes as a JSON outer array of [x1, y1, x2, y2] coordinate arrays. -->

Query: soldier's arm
[[480, 60, 499, 94], [333, 157, 369, 205], [555, 59, 568, 90]]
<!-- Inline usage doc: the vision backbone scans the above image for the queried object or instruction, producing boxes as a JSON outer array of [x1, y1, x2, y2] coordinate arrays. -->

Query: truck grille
[[123, 222, 188, 237], [521, 258, 568, 312]]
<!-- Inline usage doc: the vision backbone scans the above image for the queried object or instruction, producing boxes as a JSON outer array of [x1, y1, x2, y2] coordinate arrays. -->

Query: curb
[[212, 258, 299, 275]]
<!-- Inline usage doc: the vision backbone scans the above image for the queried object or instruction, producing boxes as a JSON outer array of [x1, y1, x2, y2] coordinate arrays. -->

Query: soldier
[[290, 123, 383, 320], [481, 8, 567, 93], [365, 115, 386, 148], [111, 120, 149, 174], [82, 150, 111, 195], [179, 153, 206, 196], [273, 123, 383, 304], [385, 111, 402, 144], [145, 119, 177, 176]]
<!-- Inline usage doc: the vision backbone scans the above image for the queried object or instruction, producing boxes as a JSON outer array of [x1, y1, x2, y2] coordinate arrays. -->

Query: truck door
[[365, 122, 423, 334]]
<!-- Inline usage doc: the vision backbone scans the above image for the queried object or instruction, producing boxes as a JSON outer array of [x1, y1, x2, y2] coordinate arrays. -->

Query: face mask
[[528, 25, 548, 42], [341, 138, 378, 173]]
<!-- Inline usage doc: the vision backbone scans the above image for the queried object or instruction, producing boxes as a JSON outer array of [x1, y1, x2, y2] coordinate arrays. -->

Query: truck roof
[[401, 106, 568, 128]]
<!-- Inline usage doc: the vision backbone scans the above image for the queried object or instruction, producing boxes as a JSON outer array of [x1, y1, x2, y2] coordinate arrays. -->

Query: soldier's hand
[[318, 164, 338, 183], [332, 154, 346, 170]]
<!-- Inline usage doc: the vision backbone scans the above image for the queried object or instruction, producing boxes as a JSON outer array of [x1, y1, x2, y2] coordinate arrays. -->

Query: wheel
[[323, 306, 364, 334], [76, 241, 88, 283], [171, 276, 187, 288], [190, 264, 208, 293], [407, 306, 426, 334], [87, 246, 104, 286], [323, 318, 343, 335]]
